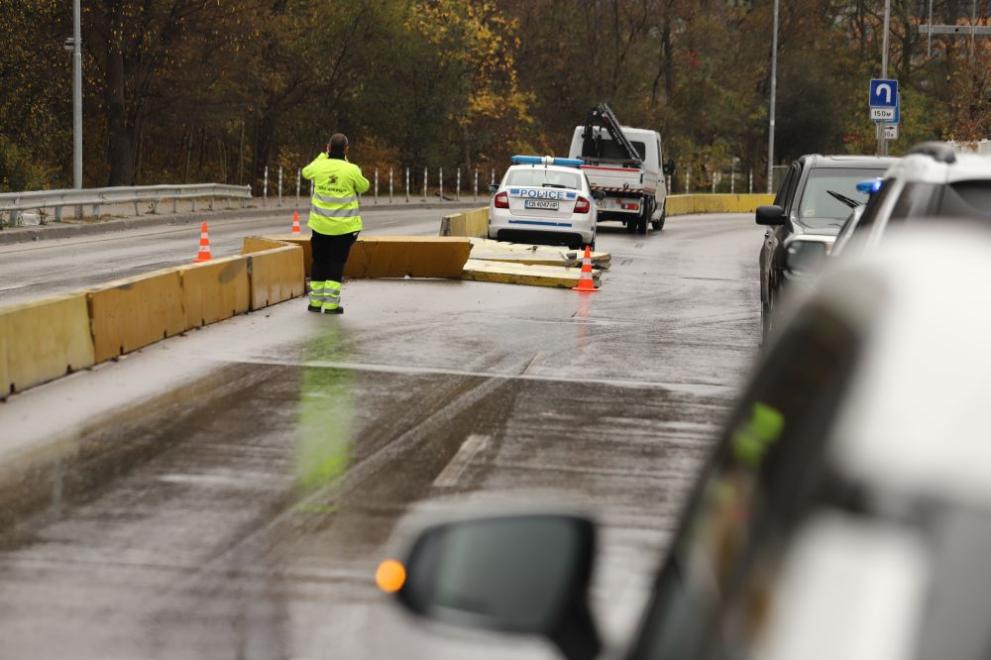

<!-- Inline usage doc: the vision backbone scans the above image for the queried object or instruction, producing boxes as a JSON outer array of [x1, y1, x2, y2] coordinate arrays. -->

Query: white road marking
[[433, 434, 490, 488]]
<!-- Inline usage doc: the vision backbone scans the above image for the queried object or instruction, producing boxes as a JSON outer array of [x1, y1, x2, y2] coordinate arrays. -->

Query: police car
[[489, 155, 601, 250]]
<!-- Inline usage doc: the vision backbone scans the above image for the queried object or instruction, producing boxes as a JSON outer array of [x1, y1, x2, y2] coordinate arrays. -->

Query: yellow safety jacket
[[301, 153, 371, 235]]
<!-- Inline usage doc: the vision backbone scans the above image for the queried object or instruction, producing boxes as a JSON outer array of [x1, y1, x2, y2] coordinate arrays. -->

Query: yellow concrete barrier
[[258, 234, 312, 274], [0, 293, 95, 397], [666, 194, 774, 216], [241, 238, 305, 310], [249, 235, 472, 280], [441, 207, 489, 237], [88, 269, 186, 363], [345, 236, 472, 279], [177, 256, 250, 328]]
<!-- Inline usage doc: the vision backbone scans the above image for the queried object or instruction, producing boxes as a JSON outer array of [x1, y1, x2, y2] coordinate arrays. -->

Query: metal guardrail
[[0, 183, 252, 226]]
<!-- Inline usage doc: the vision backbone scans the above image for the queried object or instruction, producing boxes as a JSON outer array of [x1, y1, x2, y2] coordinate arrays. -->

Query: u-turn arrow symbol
[[875, 83, 893, 104]]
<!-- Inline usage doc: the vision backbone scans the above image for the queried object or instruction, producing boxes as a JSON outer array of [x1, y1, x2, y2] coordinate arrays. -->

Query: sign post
[[869, 78, 899, 156]]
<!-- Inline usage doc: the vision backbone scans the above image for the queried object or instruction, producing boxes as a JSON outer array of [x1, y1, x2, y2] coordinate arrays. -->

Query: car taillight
[[621, 202, 640, 211], [494, 191, 509, 209], [574, 196, 590, 213]]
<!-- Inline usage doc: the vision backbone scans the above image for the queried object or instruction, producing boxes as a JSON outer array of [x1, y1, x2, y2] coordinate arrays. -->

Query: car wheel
[[651, 202, 666, 231], [636, 211, 649, 235]]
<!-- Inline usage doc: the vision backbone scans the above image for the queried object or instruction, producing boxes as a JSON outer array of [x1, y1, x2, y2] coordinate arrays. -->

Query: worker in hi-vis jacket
[[301, 133, 370, 314]]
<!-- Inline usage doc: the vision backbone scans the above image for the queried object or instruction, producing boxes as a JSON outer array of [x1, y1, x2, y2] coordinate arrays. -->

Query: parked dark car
[[757, 154, 895, 340]]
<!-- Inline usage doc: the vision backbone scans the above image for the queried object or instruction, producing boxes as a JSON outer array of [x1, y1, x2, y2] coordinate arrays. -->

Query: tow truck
[[568, 103, 672, 235]]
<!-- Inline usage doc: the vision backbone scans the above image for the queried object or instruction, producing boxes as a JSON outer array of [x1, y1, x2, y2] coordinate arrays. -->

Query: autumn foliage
[[0, 0, 988, 193]]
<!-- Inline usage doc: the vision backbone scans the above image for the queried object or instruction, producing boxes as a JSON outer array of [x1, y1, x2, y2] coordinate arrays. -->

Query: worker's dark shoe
[[307, 304, 322, 313], [322, 307, 344, 315]]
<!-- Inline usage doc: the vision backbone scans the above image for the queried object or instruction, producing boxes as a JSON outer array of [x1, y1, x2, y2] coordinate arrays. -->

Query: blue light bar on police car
[[510, 155, 584, 168], [856, 178, 883, 194]]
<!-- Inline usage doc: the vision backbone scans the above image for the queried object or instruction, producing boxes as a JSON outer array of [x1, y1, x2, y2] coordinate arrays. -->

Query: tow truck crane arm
[[580, 103, 642, 166]]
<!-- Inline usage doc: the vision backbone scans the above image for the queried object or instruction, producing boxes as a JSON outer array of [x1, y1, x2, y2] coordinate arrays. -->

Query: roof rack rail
[[906, 141, 957, 164]]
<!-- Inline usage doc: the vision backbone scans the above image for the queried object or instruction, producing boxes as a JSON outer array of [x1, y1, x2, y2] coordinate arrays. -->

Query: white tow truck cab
[[488, 155, 599, 250], [568, 103, 672, 235]]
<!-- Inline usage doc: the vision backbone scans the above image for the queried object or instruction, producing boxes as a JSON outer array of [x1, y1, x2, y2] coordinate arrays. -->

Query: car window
[[629, 304, 862, 660], [775, 164, 800, 209], [850, 177, 896, 241], [504, 169, 581, 189], [934, 180, 991, 218], [888, 182, 939, 221], [796, 168, 885, 228]]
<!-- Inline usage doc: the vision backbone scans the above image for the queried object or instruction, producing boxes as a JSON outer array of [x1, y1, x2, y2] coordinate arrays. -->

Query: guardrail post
[[55, 206, 63, 223], [490, 168, 495, 189], [686, 164, 692, 195], [749, 169, 754, 194], [296, 168, 301, 209], [666, 175, 672, 194], [439, 167, 444, 201], [456, 168, 461, 201], [374, 169, 379, 204], [730, 161, 736, 194], [405, 167, 410, 203], [473, 169, 478, 201], [711, 166, 716, 194], [173, 196, 178, 213], [389, 168, 394, 203], [423, 167, 428, 201], [92, 204, 101, 217], [278, 166, 283, 206], [263, 166, 269, 207]]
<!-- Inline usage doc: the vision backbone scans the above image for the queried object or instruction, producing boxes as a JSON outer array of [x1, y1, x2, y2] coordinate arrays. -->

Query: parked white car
[[488, 156, 599, 250]]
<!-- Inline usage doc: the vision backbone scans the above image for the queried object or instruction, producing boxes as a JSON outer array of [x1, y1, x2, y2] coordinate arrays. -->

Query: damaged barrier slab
[[0, 293, 95, 397], [467, 238, 611, 270], [176, 256, 251, 328], [462, 259, 600, 289], [346, 236, 472, 279], [88, 269, 186, 363], [250, 235, 472, 280]]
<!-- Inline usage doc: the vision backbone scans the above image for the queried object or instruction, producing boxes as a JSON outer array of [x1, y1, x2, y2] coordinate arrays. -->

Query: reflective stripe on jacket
[[301, 153, 371, 235]]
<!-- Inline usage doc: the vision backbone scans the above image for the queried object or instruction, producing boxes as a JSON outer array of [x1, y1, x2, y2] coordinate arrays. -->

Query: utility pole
[[72, 0, 83, 206], [767, 0, 779, 194], [879, 0, 892, 157]]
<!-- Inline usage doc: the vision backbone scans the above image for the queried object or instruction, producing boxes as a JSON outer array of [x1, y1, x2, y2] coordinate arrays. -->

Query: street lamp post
[[767, 0, 779, 194], [878, 0, 892, 156], [72, 0, 83, 210]]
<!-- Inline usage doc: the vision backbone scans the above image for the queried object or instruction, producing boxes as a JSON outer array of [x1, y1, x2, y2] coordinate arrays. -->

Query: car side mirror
[[662, 159, 676, 176], [756, 205, 786, 226], [785, 237, 832, 276], [383, 514, 601, 660], [489, 183, 499, 194], [592, 190, 606, 201]]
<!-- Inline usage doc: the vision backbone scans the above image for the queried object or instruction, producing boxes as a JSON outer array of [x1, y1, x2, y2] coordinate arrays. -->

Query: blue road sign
[[869, 79, 899, 123]]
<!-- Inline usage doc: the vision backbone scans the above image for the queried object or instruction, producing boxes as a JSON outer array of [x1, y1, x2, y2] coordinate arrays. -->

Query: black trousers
[[311, 231, 359, 283]]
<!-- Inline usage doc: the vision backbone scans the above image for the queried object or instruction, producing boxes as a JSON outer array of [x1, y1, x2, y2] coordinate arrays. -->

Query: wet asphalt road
[[0, 213, 764, 659]]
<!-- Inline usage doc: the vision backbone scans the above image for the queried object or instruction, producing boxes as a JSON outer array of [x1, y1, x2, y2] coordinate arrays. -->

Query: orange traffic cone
[[572, 245, 598, 292], [194, 221, 213, 262], [291, 209, 301, 234]]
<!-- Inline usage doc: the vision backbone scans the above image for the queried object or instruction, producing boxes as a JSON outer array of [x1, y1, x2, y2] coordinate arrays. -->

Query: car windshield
[[505, 169, 581, 190], [798, 168, 887, 228]]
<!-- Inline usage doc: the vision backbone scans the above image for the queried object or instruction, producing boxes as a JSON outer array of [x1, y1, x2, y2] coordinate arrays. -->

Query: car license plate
[[524, 199, 559, 210]]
